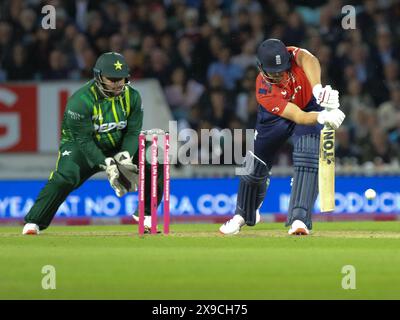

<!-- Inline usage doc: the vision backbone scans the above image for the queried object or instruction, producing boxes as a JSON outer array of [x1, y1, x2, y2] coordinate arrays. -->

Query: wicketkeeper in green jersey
[[22, 52, 164, 235]]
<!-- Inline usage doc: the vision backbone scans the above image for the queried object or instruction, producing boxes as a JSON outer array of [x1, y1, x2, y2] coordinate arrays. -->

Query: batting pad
[[235, 151, 270, 226], [286, 134, 319, 230]]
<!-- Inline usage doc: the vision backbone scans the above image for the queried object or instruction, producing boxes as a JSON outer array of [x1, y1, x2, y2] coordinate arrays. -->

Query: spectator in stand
[[282, 11, 305, 46], [353, 108, 376, 148], [118, 10, 131, 39], [42, 49, 69, 80], [122, 47, 144, 79], [335, 126, 362, 165], [388, 113, 400, 148], [205, 88, 229, 129], [150, 6, 169, 37], [64, 0, 99, 32], [60, 24, 80, 59], [164, 66, 204, 121], [101, 0, 121, 35], [383, 61, 400, 94], [0, 22, 12, 67], [362, 127, 398, 165], [315, 44, 334, 85], [109, 33, 125, 53], [231, 39, 257, 71], [374, 26, 399, 66], [249, 11, 266, 45], [143, 48, 170, 86], [207, 47, 243, 91], [377, 86, 400, 134], [86, 11, 105, 49], [177, 7, 201, 42], [341, 78, 374, 129], [32, 29, 53, 78], [71, 33, 91, 72], [172, 37, 195, 75], [79, 47, 97, 79], [231, 0, 262, 20], [235, 66, 257, 127], [199, 0, 223, 29], [4, 43, 35, 80], [15, 8, 37, 46]]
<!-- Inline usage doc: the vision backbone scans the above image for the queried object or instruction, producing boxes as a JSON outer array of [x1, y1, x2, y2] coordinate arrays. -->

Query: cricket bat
[[319, 125, 335, 212]]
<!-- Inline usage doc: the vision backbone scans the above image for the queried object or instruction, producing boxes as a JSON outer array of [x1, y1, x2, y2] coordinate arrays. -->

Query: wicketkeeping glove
[[102, 157, 128, 197], [313, 84, 340, 109], [114, 151, 138, 193]]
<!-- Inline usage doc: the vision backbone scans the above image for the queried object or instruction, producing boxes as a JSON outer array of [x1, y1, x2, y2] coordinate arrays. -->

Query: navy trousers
[[254, 97, 323, 167]]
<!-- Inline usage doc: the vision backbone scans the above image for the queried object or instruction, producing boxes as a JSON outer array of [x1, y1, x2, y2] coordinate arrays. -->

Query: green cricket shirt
[[60, 80, 143, 167]]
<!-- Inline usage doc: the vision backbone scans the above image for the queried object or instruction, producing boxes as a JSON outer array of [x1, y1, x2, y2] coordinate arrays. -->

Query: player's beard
[[96, 79, 127, 97], [104, 84, 125, 97], [262, 71, 291, 87]]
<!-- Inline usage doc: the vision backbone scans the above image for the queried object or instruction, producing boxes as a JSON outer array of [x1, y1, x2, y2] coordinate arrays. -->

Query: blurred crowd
[[0, 0, 399, 168]]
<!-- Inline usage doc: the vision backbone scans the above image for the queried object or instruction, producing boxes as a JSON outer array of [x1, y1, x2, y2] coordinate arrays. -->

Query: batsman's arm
[[281, 102, 319, 125], [66, 103, 106, 167], [120, 90, 143, 157], [281, 102, 345, 129], [294, 48, 321, 88], [295, 48, 340, 108]]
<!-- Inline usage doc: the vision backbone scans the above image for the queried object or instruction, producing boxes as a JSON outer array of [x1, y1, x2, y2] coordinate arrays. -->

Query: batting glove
[[313, 84, 340, 109], [317, 109, 346, 130]]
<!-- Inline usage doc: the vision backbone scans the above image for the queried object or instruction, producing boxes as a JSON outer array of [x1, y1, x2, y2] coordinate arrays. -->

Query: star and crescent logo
[[114, 60, 123, 70]]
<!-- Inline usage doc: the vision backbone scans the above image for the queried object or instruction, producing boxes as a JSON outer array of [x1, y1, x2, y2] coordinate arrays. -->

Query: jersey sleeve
[[287, 46, 301, 60], [120, 88, 143, 157], [65, 98, 106, 167], [256, 77, 288, 115]]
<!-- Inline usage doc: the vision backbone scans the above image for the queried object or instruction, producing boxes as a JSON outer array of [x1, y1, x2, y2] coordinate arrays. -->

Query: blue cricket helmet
[[256, 39, 291, 74]]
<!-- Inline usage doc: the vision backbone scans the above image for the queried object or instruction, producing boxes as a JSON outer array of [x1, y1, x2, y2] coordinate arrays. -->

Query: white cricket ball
[[364, 188, 376, 200]]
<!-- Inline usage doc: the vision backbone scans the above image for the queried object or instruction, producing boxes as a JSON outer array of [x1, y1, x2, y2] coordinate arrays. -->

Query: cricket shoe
[[144, 215, 161, 234], [288, 220, 310, 235], [22, 223, 40, 235], [132, 214, 160, 234], [219, 211, 261, 235]]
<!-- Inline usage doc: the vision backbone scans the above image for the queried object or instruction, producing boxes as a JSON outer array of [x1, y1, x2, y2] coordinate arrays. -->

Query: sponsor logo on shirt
[[94, 121, 127, 133], [68, 110, 84, 120]]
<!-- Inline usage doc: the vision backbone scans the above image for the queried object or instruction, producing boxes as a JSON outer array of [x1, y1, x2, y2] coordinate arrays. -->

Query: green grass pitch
[[1, 221, 399, 299]]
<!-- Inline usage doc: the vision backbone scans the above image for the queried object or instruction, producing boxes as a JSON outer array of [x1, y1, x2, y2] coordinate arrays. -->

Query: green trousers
[[24, 142, 164, 230]]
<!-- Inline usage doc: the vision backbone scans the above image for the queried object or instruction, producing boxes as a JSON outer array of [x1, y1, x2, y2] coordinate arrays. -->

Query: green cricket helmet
[[93, 52, 130, 97]]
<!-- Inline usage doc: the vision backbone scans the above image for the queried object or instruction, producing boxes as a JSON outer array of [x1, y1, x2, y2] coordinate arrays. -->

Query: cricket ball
[[364, 188, 376, 200]]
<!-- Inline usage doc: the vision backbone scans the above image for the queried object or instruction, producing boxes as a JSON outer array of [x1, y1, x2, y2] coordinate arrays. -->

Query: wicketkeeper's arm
[[120, 93, 143, 157]]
